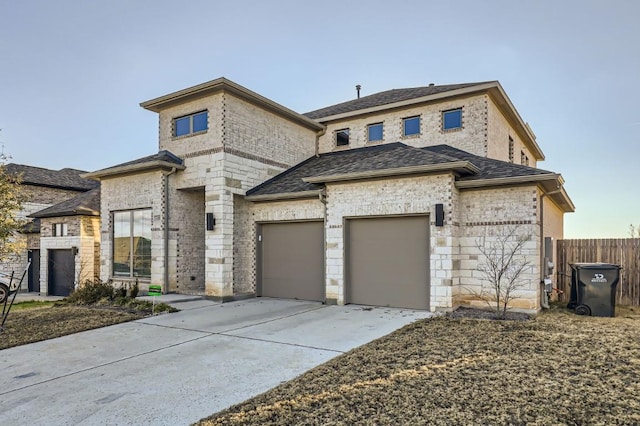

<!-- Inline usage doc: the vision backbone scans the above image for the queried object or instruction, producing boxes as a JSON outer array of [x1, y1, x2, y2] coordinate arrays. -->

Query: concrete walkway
[[0, 297, 432, 425]]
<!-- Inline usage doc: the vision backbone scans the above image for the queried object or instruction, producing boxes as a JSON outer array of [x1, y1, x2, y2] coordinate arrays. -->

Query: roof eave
[[245, 190, 323, 202], [302, 161, 479, 184], [311, 82, 500, 122], [29, 208, 100, 219], [487, 84, 545, 161], [455, 173, 574, 213], [82, 161, 186, 180], [140, 77, 324, 132]]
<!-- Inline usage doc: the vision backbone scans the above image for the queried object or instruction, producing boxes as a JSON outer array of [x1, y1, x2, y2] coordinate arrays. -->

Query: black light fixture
[[206, 213, 215, 230], [72, 246, 78, 256], [435, 204, 444, 227]]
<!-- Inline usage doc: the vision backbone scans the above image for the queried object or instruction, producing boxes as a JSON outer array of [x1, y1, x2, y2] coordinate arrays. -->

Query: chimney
[[356, 84, 361, 98]]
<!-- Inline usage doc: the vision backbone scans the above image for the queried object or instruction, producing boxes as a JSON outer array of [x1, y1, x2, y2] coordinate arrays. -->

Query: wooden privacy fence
[[556, 239, 640, 307]]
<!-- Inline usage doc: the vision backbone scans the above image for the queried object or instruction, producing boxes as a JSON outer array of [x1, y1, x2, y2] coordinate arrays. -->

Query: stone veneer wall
[[244, 177, 548, 312], [456, 185, 541, 311], [223, 93, 317, 167], [236, 198, 325, 295], [317, 94, 488, 157], [169, 188, 205, 293], [486, 99, 537, 167], [99, 171, 164, 290], [324, 174, 456, 310], [158, 93, 224, 157]]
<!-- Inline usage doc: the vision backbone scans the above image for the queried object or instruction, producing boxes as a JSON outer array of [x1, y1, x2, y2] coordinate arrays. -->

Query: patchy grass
[[1, 298, 178, 350], [198, 305, 640, 425], [5, 300, 56, 311]]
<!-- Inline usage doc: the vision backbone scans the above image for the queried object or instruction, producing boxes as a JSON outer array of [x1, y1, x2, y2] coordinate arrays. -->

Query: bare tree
[[628, 224, 640, 238], [475, 227, 532, 319], [0, 136, 27, 261]]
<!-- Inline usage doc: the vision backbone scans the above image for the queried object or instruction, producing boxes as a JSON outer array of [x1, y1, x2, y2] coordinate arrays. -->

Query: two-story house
[[2, 165, 99, 295], [85, 78, 574, 313]]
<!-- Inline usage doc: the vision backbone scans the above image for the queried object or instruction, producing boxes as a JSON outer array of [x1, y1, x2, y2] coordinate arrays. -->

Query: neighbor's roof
[[29, 187, 101, 218], [83, 150, 185, 180], [4, 164, 99, 191], [245, 143, 574, 212]]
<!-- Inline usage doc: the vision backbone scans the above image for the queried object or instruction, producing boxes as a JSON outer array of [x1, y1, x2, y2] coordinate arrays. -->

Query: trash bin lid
[[570, 262, 621, 270]]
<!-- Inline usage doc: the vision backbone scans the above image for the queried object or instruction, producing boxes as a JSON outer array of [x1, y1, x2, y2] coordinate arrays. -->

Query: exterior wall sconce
[[206, 213, 215, 231], [72, 246, 78, 256], [435, 204, 444, 227]]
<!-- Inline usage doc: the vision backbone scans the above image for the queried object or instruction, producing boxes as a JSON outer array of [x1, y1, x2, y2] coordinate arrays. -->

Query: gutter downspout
[[163, 167, 177, 293], [315, 126, 327, 157], [319, 189, 327, 304], [539, 187, 562, 309]]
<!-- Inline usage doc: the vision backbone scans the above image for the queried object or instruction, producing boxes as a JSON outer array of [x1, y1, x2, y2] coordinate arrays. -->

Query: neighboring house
[[1, 164, 99, 294], [28, 188, 101, 296], [85, 77, 574, 313]]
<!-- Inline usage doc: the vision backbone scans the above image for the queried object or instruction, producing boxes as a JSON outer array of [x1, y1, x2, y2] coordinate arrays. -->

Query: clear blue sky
[[1, 0, 638, 238]]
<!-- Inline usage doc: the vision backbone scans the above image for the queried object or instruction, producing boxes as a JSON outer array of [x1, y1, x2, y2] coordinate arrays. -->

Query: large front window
[[113, 210, 152, 278]]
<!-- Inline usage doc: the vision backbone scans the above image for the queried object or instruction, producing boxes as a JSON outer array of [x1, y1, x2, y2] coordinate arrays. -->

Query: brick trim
[[464, 220, 533, 226], [179, 146, 290, 169]]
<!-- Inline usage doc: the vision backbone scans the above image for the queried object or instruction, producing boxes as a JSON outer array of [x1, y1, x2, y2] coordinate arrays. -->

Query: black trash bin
[[568, 263, 621, 317]]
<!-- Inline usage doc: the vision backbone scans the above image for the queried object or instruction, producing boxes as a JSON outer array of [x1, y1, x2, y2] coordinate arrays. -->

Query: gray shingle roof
[[247, 143, 556, 198], [5, 164, 99, 191], [424, 145, 553, 180], [102, 150, 184, 169], [29, 187, 101, 218], [304, 82, 494, 120], [84, 150, 185, 180]]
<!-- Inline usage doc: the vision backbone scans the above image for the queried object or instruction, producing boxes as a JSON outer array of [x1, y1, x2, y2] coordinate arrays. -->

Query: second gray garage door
[[347, 215, 430, 310], [259, 221, 324, 302]]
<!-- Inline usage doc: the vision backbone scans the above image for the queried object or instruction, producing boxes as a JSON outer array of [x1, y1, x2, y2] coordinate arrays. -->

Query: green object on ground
[[148, 285, 162, 296]]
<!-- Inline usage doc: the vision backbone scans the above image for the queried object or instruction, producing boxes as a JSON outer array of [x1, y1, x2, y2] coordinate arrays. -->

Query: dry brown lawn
[[198, 305, 640, 426], [1, 303, 145, 350]]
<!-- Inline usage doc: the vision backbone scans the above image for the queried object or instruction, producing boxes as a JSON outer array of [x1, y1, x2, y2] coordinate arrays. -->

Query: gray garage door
[[259, 221, 324, 302], [347, 216, 430, 310], [48, 249, 75, 297]]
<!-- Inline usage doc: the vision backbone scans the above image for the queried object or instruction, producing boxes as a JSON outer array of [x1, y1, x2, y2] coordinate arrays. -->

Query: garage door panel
[[348, 216, 429, 310], [260, 222, 324, 301]]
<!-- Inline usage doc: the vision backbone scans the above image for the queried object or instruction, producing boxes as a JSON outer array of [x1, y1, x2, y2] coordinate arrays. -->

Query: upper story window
[[521, 150, 529, 166], [336, 129, 350, 146], [367, 123, 383, 142], [508, 136, 514, 163], [53, 223, 68, 237], [403, 116, 421, 137], [174, 111, 208, 137], [442, 108, 462, 131]]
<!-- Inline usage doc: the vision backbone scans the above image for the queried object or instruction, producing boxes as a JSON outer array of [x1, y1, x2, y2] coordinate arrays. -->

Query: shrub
[[66, 280, 116, 305], [129, 281, 139, 298]]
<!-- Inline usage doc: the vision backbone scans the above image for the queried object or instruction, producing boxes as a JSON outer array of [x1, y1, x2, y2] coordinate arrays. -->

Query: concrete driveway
[[0, 297, 432, 425]]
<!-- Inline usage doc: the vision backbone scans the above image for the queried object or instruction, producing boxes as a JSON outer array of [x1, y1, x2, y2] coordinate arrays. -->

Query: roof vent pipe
[[356, 84, 361, 98]]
